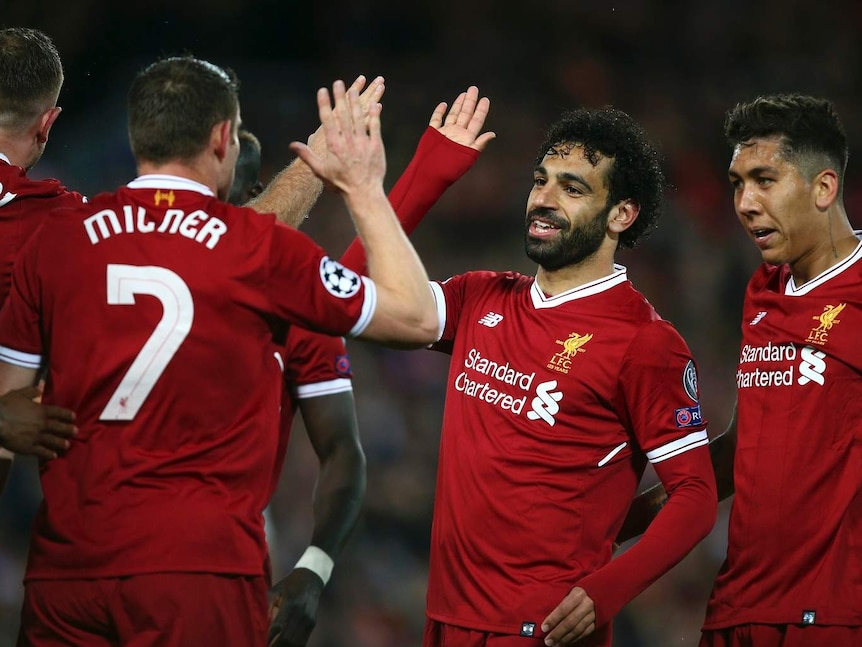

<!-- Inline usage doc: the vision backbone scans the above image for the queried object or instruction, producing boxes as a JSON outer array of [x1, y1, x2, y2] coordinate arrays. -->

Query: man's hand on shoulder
[[0, 386, 76, 460]]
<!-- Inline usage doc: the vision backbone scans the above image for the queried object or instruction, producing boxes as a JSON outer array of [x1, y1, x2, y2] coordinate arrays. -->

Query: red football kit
[[0, 175, 376, 582], [0, 153, 86, 308], [425, 267, 716, 645], [703, 243, 862, 633]]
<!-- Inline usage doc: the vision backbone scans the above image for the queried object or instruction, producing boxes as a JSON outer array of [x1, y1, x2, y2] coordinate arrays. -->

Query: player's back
[[11, 177, 310, 580]]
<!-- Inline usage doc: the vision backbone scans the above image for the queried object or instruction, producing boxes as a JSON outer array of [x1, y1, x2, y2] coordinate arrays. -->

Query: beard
[[524, 201, 612, 271]]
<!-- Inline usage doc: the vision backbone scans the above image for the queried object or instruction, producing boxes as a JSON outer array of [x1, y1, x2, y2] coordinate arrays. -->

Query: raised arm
[[616, 400, 738, 544], [290, 81, 437, 347], [340, 85, 494, 273], [247, 75, 385, 228], [268, 390, 366, 647]]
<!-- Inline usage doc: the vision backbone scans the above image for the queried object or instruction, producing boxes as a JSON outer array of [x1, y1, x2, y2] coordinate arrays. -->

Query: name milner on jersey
[[84, 206, 227, 249]]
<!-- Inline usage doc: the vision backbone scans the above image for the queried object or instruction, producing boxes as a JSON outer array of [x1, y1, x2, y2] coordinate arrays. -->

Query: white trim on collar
[[127, 174, 215, 197], [785, 234, 862, 296], [0, 153, 10, 165], [530, 264, 628, 309]]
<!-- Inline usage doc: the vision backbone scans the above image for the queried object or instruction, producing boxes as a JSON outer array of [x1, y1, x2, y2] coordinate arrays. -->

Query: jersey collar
[[785, 234, 862, 296], [127, 174, 215, 197], [530, 264, 628, 309]]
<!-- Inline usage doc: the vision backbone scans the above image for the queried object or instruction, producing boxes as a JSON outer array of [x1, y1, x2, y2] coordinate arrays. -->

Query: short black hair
[[724, 94, 848, 186], [536, 106, 665, 249], [128, 55, 239, 164]]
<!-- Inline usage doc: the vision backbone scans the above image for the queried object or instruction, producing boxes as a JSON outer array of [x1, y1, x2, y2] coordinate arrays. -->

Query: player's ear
[[35, 106, 62, 144], [813, 168, 839, 211], [607, 199, 640, 234], [212, 119, 233, 162]]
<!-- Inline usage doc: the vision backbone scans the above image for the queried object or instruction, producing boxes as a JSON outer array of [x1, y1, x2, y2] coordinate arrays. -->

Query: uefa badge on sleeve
[[319, 256, 361, 299]]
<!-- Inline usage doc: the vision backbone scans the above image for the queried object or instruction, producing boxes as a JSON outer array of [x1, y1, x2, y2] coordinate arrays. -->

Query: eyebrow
[[728, 164, 780, 179], [535, 165, 594, 193]]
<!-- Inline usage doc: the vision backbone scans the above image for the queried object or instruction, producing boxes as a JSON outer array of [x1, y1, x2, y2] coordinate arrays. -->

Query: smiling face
[[524, 144, 616, 271], [728, 136, 825, 268]]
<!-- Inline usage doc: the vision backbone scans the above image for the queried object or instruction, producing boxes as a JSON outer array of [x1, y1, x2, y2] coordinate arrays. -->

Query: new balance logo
[[478, 312, 504, 327], [526, 380, 562, 426], [749, 311, 767, 325]]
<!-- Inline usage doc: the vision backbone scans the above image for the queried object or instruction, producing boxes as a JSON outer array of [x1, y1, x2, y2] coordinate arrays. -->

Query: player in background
[[342, 96, 718, 647], [238, 88, 494, 647], [0, 56, 438, 647], [620, 94, 862, 647], [0, 27, 80, 490]]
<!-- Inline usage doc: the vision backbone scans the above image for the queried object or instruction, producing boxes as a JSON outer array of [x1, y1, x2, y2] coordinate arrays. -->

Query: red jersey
[[425, 267, 714, 640], [0, 175, 375, 580], [0, 154, 86, 307], [704, 243, 862, 629]]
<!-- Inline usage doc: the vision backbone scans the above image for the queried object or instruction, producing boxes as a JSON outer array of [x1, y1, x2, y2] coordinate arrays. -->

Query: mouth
[[527, 213, 566, 239], [749, 227, 777, 248]]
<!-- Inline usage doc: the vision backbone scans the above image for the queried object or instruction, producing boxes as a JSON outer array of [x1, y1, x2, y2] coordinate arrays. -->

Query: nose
[[529, 182, 556, 211], [735, 184, 761, 218]]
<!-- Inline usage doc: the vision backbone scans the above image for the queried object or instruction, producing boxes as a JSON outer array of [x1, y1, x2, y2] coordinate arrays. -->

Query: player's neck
[[535, 253, 618, 296], [789, 224, 860, 286], [136, 159, 219, 196], [0, 133, 35, 170]]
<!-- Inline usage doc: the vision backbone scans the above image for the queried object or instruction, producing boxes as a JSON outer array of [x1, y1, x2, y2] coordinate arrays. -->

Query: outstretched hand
[[290, 80, 386, 196], [0, 386, 77, 460], [429, 86, 495, 151], [306, 74, 385, 160]]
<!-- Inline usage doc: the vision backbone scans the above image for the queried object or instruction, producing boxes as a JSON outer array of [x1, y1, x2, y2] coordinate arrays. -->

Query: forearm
[[247, 158, 323, 227], [309, 444, 366, 557], [579, 448, 717, 627], [346, 186, 438, 345]]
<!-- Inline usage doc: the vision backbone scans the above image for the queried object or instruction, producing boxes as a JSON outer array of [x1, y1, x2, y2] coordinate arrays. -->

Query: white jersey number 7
[[100, 264, 194, 420]]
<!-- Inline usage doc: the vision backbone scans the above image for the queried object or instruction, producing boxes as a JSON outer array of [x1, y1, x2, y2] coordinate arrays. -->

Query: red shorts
[[700, 624, 862, 647], [18, 573, 269, 647], [423, 618, 611, 647]]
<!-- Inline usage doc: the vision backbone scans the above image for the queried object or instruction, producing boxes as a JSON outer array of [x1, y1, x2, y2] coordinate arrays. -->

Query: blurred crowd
[[2, 0, 861, 645]]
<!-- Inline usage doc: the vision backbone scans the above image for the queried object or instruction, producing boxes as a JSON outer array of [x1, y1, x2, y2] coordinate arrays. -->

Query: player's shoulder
[[440, 269, 532, 291], [0, 161, 79, 202]]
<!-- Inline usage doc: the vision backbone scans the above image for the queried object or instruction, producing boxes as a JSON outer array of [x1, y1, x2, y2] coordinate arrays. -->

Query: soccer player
[[0, 56, 438, 647], [344, 98, 717, 647], [0, 27, 80, 487], [620, 94, 862, 647], [240, 90, 493, 647]]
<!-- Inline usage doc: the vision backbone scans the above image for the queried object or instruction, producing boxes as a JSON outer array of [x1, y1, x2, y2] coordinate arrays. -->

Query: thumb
[[10, 386, 41, 401]]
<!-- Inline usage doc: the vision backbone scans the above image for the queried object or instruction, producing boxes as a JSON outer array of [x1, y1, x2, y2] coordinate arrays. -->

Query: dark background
[[1, 1, 860, 645]]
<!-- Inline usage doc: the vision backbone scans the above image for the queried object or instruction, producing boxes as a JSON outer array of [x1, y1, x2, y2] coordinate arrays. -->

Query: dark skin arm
[[268, 390, 366, 647], [616, 402, 737, 544]]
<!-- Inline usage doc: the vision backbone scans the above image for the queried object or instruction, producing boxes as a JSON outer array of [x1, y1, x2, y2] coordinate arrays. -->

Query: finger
[[315, 87, 338, 146], [366, 102, 382, 146], [542, 598, 576, 633], [429, 102, 447, 129], [30, 446, 58, 461], [348, 85, 364, 137], [330, 80, 351, 140], [358, 75, 385, 104], [43, 405, 76, 423], [346, 74, 368, 96], [472, 132, 496, 152], [466, 97, 491, 136], [444, 92, 467, 126], [549, 615, 595, 645], [36, 434, 70, 454], [455, 86, 480, 128]]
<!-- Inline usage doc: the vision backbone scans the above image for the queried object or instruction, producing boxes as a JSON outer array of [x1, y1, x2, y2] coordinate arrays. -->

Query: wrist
[[293, 545, 334, 585]]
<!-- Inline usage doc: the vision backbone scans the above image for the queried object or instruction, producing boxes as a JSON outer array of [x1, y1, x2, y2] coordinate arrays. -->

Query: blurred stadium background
[[2, 1, 860, 644]]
